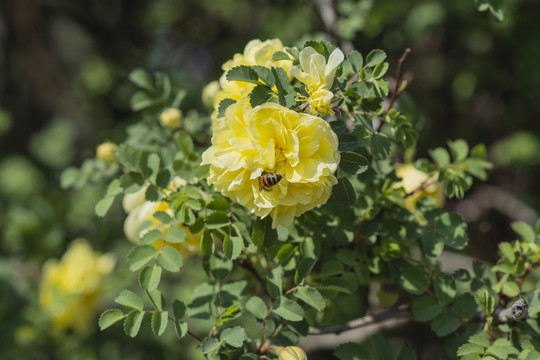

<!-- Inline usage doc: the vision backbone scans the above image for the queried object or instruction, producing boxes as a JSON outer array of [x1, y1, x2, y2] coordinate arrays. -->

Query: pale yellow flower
[[201, 98, 339, 228], [277, 346, 308, 360], [39, 239, 115, 334], [123, 179, 203, 259], [210, 39, 292, 128], [396, 164, 445, 212], [96, 142, 118, 163], [290, 46, 344, 115]]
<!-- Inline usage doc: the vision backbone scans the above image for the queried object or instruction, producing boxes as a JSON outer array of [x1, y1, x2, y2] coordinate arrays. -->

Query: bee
[[258, 172, 282, 191]]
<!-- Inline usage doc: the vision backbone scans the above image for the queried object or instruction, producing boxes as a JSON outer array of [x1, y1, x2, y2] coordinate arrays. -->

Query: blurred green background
[[1, 0, 539, 359]]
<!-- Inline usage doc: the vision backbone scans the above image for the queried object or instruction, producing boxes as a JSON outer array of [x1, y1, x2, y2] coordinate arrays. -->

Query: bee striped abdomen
[[259, 173, 282, 191]]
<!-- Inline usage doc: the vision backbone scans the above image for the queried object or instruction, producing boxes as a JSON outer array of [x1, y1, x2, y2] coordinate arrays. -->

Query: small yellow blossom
[[396, 164, 445, 212], [123, 179, 203, 259], [39, 239, 115, 334], [277, 346, 308, 360], [202, 98, 339, 228], [209, 39, 292, 128], [202, 80, 221, 109], [96, 142, 118, 163], [290, 46, 344, 115], [159, 107, 183, 129]]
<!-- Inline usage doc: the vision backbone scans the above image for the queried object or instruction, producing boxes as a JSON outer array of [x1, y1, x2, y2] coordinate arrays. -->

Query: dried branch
[[385, 48, 411, 115]]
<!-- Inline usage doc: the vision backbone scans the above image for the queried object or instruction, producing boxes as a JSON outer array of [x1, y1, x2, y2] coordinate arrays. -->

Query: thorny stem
[[385, 48, 411, 116], [257, 305, 275, 354]]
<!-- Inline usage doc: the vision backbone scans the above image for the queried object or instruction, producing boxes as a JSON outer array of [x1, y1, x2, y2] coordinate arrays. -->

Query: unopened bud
[[159, 108, 183, 129], [96, 142, 118, 163], [202, 81, 220, 110], [278, 346, 308, 360]]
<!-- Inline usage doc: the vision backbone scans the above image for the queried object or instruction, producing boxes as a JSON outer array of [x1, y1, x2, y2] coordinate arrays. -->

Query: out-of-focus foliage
[[0, 0, 539, 359]]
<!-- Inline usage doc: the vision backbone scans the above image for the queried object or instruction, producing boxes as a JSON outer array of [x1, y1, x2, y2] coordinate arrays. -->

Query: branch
[[308, 304, 411, 335], [385, 48, 411, 115]]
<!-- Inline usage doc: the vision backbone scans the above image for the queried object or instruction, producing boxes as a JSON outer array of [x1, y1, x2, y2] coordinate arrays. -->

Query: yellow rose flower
[[209, 39, 293, 128], [123, 179, 203, 259], [39, 239, 115, 334], [201, 98, 339, 228], [396, 164, 445, 212], [290, 46, 344, 115], [277, 346, 308, 360], [96, 142, 118, 163]]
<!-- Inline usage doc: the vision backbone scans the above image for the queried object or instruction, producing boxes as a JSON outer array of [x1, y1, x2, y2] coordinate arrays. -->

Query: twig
[[187, 330, 203, 343], [385, 48, 411, 115], [404, 177, 437, 199], [238, 258, 269, 295], [308, 304, 411, 335]]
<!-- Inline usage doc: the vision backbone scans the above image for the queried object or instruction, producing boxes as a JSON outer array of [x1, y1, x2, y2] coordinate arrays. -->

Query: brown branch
[[404, 177, 437, 199], [385, 48, 411, 115], [308, 304, 411, 335], [187, 330, 203, 343]]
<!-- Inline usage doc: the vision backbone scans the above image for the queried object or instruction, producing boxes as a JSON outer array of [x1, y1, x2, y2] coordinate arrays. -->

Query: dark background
[[1, 0, 539, 359]]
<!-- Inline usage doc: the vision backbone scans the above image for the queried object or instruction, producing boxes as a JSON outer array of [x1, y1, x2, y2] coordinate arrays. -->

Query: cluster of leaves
[[63, 40, 540, 359]]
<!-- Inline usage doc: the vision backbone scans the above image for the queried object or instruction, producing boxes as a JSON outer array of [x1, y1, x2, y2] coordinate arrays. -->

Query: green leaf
[[139, 265, 162, 291], [457, 343, 485, 356], [339, 151, 369, 175], [434, 273, 456, 304], [158, 246, 183, 272], [246, 296, 268, 319], [116, 144, 141, 170], [206, 211, 229, 229], [400, 265, 431, 294], [123, 310, 144, 338], [277, 243, 295, 264], [127, 245, 157, 271], [266, 266, 282, 298], [348, 50, 364, 72], [412, 295, 442, 322], [498, 242, 515, 263], [223, 235, 243, 260], [338, 133, 360, 151], [396, 344, 418, 360], [502, 282, 520, 297], [371, 334, 394, 360], [129, 69, 154, 90], [156, 169, 171, 189], [474, 289, 495, 316], [371, 133, 392, 160], [115, 290, 144, 311], [321, 260, 344, 277], [120, 172, 145, 194], [174, 321, 188, 339], [218, 98, 236, 118], [332, 177, 357, 207], [226, 65, 260, 84], [320, 277, 355, 294], [274, 296, 304, 321], [174, 131, 194, 158], [272, 51, 291, 61], [208, 198, 229, 211], [295, 257, 316, 285], [251, 65, 275, 87], [95, 195, 115, 217], [373, 61, 389, 79], [455, 293, 477, 320], [147, 289, 165, 311], [354, 263, 370, 285], [430, 147, 451, 165], [173, 299, 186, 319], [250, 84, 275, 107], [431, 313, 460, 337], [365, 49, 387, 67], [151, 310, 168, 336], [201, 338, 221, 355], [201, 231, 214, 255], [272, 67, 295, 107], [512, 221, 536, 242], [163, 226, 186, 243], [448, 139, 469, 162], [220, 326, 246, 348], [335, 342, 366, 360], [140, 230, 163, 245], [252, 216, 277, 247], [294, 286, 326, 311], [468, 332, 491, 347], [130, 91, 159, 111], [421, 232, 444, 257], [99, 309, 125, 330]]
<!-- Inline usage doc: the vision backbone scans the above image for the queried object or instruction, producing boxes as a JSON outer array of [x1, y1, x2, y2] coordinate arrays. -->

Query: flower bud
[[278, 346, 308, 360], [159, 108, 183, 129], [96, 142, 118, 163], [202, 81, 220, 110]]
